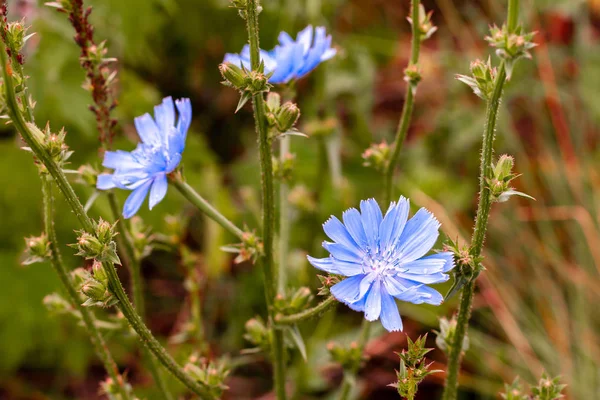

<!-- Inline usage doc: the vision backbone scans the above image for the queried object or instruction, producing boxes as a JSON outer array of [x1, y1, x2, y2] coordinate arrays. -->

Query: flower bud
[[184, 356, 230, 398], [275, 102, 300, 132], [272, 152, 295, 181], [493, 154, 515, 181], [219, 62, 247, 90], [247, 70, 270, 93], [289, 287, 313, 311], [435, 316, 469, 355], [244, 317, 269, 348], [77, 164, 98, 187], [43, 293, 71, 314], [327, 341, 363, 370], [92, 260, 108, 282], [81, 279, 108, 301], [404, 65, 422, 86], [266, 92, 281, 111], [22, 234, 51, 265], [71, 268, 92, 290], [95, 218, 117, 244], [362, 141, 390, 172]]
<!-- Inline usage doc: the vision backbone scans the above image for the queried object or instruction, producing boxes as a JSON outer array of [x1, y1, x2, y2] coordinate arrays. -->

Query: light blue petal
[[278, 31, 294, 45], [102, 150, 142, 170], [409, 285, 444, 305], [331, 274, 365, 304], [396, 208, 440, 262], [380, 290, 403, 332], [296, 25, 314, 55], [364, 278, 382, 321], [321, 47, 337, 61], [396, 271, 449, 284], [323, 216, 363, 254], [122, 179, 153, 219], [297, 26, 327, 77], [382, 275, 412, 297], [360, 199, 383, 250], [398, 255, 446, 274], [154, 97, 175, 138], [134, 113, 161, 146], [342, 208, 368, 249], [425, 252, 455, 272], [358, 272, 377, 299], [347, 290, 368, 312], [149, 173, 168, 210], [165, 153, 182, 174], [331, 259, 366, 276], [96, 174, 116, 190], [322, 242, 363, 263], [307, 255, 339, 274], [379, 197, 409, 252], [175, 98, 192, 153]]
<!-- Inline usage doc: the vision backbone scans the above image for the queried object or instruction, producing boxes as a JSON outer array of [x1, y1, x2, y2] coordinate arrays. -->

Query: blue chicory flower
[[308, 197, 454, 332], [224, 25, 336, 84], [96, 96, 191, 219]]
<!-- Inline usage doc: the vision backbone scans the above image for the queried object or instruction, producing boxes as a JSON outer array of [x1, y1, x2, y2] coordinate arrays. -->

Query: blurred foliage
[[0, 0, 599, 399]]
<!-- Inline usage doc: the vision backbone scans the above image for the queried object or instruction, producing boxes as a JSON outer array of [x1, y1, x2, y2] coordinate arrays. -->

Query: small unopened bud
[[494, 154, 515, 181], [43, 293, 71, 314], [404, 65, 422, 86], [81, 279, 107, 302], [266, 92, 281, 111], [289, 287, 313, 311], [92, 260, 108, 282], [435, 316, 469, 354], [244, 317, 269, 347], [219, 62, 246, 90], [275, 102, 300, 132], [22, 234, 51, 265]]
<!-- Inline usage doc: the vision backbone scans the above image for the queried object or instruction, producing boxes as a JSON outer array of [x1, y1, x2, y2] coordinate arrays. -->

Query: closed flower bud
[[184, 356, 230, 398], [22, 234, 51, 265], [404, 65, 422, 86], [289, 287, 313, 311], [71, 268, 92, 290], [494, 154, 515, 181], [95, 218, 117, 244], [435, 316, 469, 355], [244, 317, 269, 348], [275, 102, 300, 132], [81, 279, 108, 302], [247, 70, 270, 93], [219, 62, 246, 90], [43, 293, 71, 314], [362, 141, 390, 172], [327, 341, 363, 370], [92, 260, 108, 282], [77, 164, 98, 187], [266, 92, 281, 111]]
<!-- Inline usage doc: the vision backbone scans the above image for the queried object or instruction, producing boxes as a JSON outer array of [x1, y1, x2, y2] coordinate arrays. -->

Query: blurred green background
[[0, 0, 598, 398]]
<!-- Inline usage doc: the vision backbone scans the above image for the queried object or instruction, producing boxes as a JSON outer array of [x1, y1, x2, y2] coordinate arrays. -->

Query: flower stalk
[[442, 1, 520, 398], [383, 0, 423, 205], [275, 295, 336, 325], [244, 0, 287, 398], [0, 38, 213, 399], [42, 176, 131, 400]]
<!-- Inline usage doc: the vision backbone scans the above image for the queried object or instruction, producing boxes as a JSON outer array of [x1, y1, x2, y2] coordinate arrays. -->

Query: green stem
[[442, 53, 511, 400], [107, 193, 173, 400], [275, 296, 336, 325], [278, 136, 291, 293], [1, 41, 211, 399], [337, 320, 372, 400], [507, 0, 519, 33], [170, 177, 244, 240], [42, 177, 131, 400], [244, 1, 286, 398], [383, 0, 423, 205]]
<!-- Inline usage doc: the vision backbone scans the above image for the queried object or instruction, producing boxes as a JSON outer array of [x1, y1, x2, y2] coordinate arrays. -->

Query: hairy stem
[[383, 0, 422, 205], [338, 320, 372, 400], [275, 295, 336, 325], [245, 1, 286, 398], [0, 40, 211, 399], [278, 136, 291, 293], [107, 194, 173, 400], [170, 177, 244, 239], [442, 0, 518, 392], [42, 177, 130, 399]]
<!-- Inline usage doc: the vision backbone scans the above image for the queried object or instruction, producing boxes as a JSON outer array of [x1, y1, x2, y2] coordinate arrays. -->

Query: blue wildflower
[[97, 96, 192, 219], [308, 198, 454, 332], [224, 25, 336, 84]]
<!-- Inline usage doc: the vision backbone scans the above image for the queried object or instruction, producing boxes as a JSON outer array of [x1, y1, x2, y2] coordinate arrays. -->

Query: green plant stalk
[[441, 57, 510, 400], [107, 194, 173, 400], [245, 1, 286, 398], [42, 177, 131, 400], [383, 0, 422, 205], [170, 177, 244, 239], [1, 42, 212, 399], [275, 295, 336, 325], [278, 136, 291, 293]]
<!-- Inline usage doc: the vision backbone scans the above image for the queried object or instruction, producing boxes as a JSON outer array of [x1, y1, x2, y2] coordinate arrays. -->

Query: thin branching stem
[[383, 0, 422, 205], [244, 1, 286, 398], [442, 1, 519, 397], [275, 295, 336, 325], [0, 39, 212, 399], [42, 177, 131, 400]]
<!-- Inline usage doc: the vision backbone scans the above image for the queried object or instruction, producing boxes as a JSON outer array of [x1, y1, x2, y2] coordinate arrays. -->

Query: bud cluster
[[456, 58, 497, 100], [407, 4, 437, 41], [442, 238, 481, 300], [488, 154, 534, 203], [274, 287, 314, 316], [219, 61, 272, 112], [362, 141, 391, 172], [184, 354, 230, 398], [100, 376, 138, 400], [435, 316, 469, 355], [22, 233, 51, 265], [243, 317, 271, 353], [485, 24, 536, 78], [26, 122, 73, 168], [221, 229, 263, 264], [500, 374, 565, 400], [272, 152, 295, 181], [317, 274, 341, 296], [80, 260, 118, 308], [390, 335, 442, 400], [70, 219, 120, 264], [327, 341, 363, 371], [265, 93, 301, 135]]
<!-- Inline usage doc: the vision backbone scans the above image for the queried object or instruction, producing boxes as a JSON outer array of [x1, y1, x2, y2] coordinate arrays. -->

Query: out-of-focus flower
[[224, 25, 336, 84], [308, 197, 454, 332], [97, 97, 191, 218]]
